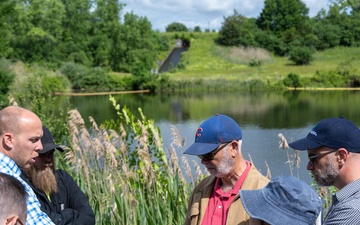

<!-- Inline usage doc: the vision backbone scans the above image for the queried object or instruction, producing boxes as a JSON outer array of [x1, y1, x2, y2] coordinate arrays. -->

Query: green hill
[[161, 33, 360, 87]]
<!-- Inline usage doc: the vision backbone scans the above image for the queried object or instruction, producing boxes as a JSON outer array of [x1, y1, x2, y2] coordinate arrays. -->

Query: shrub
[[0, 59, 14, 95], [241, 79, 266, 91], [248, 59, 262, 67], [289, 47, 314, 65], [283, 73, 302, 88], [59, 62, 89, 85], [74, 67, 113, 91], [10, 71, 70, 142]]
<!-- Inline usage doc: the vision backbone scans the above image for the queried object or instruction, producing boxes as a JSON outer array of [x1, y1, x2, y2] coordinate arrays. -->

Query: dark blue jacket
[[21, 170, 95, 225]]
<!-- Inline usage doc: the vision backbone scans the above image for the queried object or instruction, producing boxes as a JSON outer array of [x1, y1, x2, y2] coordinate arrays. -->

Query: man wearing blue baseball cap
[[183, 114, 269, 225], [289, 117, 360, 224]]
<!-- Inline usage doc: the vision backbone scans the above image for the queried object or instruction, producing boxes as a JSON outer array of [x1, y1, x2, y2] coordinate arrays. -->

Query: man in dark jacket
[[21, 126, 95, 225]]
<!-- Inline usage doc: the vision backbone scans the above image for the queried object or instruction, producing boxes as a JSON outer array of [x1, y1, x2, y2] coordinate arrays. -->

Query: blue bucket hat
[[289, 117, 360, 152], [240, 175, 322, 225], [184, 114, 242, 155]]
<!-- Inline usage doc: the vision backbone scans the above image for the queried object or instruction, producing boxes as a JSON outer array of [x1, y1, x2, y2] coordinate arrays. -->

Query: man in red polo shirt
[[183, 114, 269, 225]]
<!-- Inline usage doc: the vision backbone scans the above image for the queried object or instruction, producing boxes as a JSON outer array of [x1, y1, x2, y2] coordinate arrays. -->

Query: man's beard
[[313, 159, 339, 186], [213, 150, 235, 177], [24, 165, 58, 194]]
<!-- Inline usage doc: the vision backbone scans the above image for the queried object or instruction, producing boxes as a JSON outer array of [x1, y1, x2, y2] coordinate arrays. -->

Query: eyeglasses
[[308, 149, 338, 167], [198, 141, 232, 161]]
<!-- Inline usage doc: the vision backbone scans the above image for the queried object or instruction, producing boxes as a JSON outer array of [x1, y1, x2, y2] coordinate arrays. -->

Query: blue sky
[[122, 0, 330, 31]]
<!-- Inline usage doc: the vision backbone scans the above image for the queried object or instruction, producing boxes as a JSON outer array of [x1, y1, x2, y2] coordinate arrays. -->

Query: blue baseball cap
[[240, 175, 322, 225], [289, 117, 360, 152], [184, 114, 242, 155]]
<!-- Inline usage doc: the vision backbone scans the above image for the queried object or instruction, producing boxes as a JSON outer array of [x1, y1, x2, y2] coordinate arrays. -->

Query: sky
[[122, 0, 330, 32]]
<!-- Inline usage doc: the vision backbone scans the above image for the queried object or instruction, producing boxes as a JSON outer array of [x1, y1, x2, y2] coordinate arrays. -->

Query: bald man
[[0, 106, 54, 225]]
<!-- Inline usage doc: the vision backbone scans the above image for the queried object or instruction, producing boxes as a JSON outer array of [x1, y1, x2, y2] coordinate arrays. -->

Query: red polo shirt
[[201, 161, 251, 225]]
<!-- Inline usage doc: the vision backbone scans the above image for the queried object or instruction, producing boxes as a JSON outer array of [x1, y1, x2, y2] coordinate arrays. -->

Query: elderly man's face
[[200, 141, 236, 177]]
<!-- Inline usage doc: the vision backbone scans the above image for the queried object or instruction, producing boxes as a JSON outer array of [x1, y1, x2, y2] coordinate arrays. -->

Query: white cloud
[[122, 0, 329, 32]]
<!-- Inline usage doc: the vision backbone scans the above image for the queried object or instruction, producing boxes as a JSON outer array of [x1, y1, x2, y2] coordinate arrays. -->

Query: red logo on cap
[[196, 127, 203, 137]]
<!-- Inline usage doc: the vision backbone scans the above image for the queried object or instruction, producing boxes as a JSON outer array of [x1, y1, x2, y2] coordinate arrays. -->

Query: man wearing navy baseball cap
[[289, 117, 360, 224], [183, 114, 269, 225]]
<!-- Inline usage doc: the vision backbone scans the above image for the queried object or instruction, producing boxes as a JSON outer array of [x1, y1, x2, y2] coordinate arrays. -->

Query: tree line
[[217, 0, 360, 64], [0, 0, 169, 73], [2, 0, 360, 70], [1, 0, 360, 96]]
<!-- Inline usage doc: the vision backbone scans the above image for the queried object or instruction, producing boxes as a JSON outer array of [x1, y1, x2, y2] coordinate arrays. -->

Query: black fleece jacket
[[21, 170, 95, 225]]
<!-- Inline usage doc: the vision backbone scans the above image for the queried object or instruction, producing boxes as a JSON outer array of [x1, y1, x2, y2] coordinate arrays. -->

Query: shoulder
[[55, 170, 76, 182], [193, 175, 216, 192], [243, 163, 270, 189], [325, 203, 360, 224]]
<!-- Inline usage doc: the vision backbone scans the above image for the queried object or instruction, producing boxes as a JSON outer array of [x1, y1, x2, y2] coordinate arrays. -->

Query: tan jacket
[[184, 164, 269, 225]]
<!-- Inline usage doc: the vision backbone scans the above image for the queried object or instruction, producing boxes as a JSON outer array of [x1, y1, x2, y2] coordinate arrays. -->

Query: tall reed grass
[[60, 96, 334, 224], [62, 96, 205, 224]]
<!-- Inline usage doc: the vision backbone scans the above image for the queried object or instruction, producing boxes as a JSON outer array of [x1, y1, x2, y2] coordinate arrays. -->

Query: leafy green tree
[[0, 0, 16, 58], [165, 22, 188, 32], [217, 10, 259, 47], [10, 0, 65, 63], [312, 17, 341, 49], [0, 59, 14, 108], [116, 12, 159, 73], [60, 0, 92, 65], [193, 26, 201, 32], [90, 0, 124, 68], [257, 0, 309, 37]]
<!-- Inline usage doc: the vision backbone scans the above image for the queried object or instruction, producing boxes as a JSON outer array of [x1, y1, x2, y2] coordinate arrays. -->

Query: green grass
[[161, 33, 360, 85]]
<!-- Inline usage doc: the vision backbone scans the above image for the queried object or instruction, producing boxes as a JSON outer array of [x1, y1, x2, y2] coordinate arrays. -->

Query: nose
[[201, 158, 210, 164], [306, 161, 314, 171], [36, 141, 43, 152]]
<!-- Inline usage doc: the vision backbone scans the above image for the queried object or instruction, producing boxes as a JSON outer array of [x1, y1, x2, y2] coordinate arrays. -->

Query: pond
[[70, 90, 360, 184]]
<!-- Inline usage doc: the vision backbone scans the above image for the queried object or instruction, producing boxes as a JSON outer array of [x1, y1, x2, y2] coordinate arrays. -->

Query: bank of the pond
[[54, 90, 149, 96]]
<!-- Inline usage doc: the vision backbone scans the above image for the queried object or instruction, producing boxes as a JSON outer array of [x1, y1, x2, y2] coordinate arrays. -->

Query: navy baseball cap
[[184, 114, 242, 155], [289, 117, 360, 152], [40, 126, 64, 154], [240, 175, 322, 225]]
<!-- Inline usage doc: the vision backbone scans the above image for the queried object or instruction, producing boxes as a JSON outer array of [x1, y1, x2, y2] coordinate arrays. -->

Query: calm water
[[70, 90, 360, 184]]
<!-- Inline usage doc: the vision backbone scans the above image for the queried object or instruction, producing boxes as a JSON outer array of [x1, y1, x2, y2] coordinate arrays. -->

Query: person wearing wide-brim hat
[[240, 175, 322, 225]]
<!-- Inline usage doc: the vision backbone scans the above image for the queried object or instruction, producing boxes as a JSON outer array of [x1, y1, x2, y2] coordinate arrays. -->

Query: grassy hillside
[[161, 32, 360, 86]]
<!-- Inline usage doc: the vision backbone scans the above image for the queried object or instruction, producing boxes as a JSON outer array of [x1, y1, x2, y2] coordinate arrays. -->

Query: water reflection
[[70, 90, 360, 184], [71, 90, 360, 126]]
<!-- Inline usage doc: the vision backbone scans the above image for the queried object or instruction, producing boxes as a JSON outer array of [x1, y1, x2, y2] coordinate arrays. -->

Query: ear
[[6, 215, 19, 225], [3, 133, 14, 150], [337, 148, 349, 166], [230, 141, 238, 156]]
